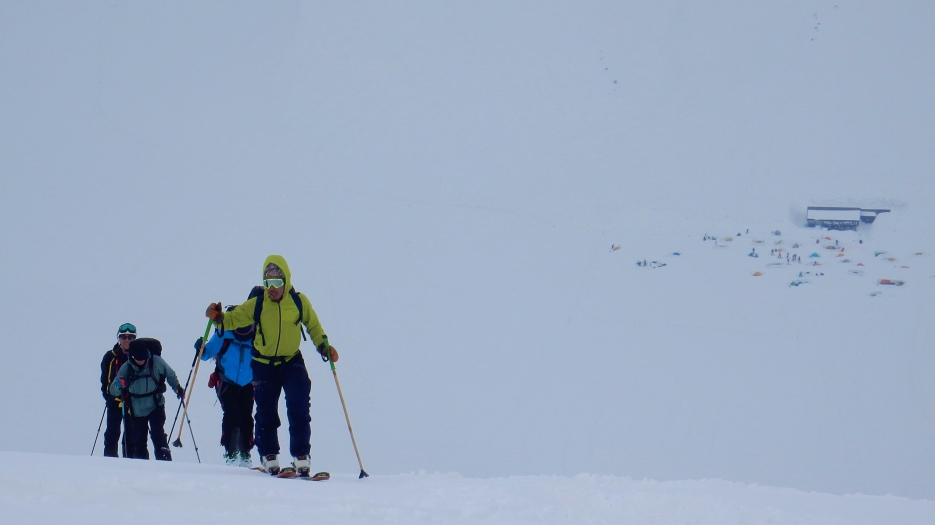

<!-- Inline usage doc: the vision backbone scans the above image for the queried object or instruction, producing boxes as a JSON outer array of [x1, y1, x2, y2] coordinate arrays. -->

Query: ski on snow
[[251, 466, 330, 481]]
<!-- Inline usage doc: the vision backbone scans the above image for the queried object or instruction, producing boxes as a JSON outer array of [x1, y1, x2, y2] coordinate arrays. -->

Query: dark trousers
[[126, 405, 172, 461], [103, 399, 125, 458], [252, 352, 311, 458], [217, 381, 255, 455]]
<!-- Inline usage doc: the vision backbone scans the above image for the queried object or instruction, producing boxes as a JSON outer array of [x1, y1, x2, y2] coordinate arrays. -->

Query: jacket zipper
[[274, 301, 283, 357], [237, 345, 243, 382]]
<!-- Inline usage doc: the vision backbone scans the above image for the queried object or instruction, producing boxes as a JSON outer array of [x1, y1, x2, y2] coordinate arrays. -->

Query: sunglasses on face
[[119, 334, 136, 341], [263, 278, 285, 289]]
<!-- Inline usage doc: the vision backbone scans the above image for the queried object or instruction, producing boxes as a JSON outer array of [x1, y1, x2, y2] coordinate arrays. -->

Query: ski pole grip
[[193, 321, 212, 365]]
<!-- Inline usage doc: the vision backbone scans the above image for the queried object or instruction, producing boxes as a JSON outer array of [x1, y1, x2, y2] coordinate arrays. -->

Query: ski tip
[[359, 469, 369, 479], [310, 471, 330, 481], [277, 467, 297, 479]]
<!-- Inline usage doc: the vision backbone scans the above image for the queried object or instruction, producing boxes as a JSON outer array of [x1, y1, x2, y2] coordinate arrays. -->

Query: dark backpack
[[252, 286, 307, 346], [133, 337, 162, 356]]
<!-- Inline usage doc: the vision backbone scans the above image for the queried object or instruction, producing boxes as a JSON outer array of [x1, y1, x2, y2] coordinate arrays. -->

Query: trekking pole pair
[[169, 320, 212, 439], [91, 402, 130, 457], [173, 320, 212, 453]]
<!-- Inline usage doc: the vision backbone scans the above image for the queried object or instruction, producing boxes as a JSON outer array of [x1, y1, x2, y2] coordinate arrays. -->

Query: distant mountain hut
[[805, 207, 890, 231]]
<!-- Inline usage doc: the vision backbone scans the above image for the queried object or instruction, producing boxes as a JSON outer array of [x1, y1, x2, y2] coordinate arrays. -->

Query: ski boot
[[223, 451, 237, 466], [155, 446, 172, 461], [293, 455, 311, 478], [261, 454, 280, 476], [238, 452, 253, 468]]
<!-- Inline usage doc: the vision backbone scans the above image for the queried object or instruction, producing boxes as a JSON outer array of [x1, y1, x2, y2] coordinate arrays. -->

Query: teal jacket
[[109, 356, 181, 418]]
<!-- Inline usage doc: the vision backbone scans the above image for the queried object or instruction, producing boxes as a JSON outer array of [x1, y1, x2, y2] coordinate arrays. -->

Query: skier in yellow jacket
[[205, 255, 338, 477]]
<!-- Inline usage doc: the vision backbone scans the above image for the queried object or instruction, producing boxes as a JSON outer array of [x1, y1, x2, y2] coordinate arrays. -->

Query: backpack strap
[[253, 288, 307, 344], [253, 293, 266, 346], [214, 339, 232, 377], [250, 347, 296, 366], [126, 359, 163, 398], [290, 288, 307, 341], [217, 339, 233, 359]]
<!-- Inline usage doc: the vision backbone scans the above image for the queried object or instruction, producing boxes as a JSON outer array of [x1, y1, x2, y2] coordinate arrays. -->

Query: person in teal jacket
[[205, 255, 338, 477], [110, 339, 183, 460]]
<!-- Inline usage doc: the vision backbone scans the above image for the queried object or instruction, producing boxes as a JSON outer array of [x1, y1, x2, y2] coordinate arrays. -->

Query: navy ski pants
[[103, 399, 125, 457], [252, 352, 311, 458]]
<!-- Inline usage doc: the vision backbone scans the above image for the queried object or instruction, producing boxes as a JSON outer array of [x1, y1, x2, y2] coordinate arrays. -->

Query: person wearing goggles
[[204, 255, 338, 478], [99, 323, 137, 457]]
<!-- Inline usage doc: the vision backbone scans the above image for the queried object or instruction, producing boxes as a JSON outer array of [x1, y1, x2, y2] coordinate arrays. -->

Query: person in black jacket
[[100, 323, 136, 457]]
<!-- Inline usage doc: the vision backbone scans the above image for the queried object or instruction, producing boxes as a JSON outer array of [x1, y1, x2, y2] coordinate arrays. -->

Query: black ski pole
[[91, 405, 106, 456], [168, 353, 198, 440], [169, 322, 212, 439], [174, 320, 212, 448], [185, 410, 201, 463]]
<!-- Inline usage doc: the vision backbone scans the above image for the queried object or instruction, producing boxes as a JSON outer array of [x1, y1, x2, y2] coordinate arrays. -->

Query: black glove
[[176, 387, 185, 400], [102, 391, 110, 401], [194, 337, 204, 352]]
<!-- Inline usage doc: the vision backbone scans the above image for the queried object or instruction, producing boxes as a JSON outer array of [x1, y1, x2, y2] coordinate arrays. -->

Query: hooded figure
[[110, 338, 182, 460], [213, 255, 327, 361], [204, 255, 338, 478]]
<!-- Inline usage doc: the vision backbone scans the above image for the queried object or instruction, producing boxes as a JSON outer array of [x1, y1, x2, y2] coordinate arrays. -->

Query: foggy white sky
[[1, 1, 933, 498]]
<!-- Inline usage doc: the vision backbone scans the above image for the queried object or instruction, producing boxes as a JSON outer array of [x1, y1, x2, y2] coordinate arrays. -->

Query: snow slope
[[2, 451, 933, 525], [1, 0, 934, 501]]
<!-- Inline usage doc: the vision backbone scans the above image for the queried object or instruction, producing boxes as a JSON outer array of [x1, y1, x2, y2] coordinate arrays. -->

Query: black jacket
[[101, 344, 129, 401]]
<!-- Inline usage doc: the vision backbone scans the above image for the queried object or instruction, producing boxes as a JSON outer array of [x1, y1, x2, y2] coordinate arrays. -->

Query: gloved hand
[[102, 391, 110, 401], [317, 342, 339, 363], [118, 378, 127, 390], [206, 302, 223, 321], [207, 371, 219, 389], [193, 337, 204, 352], [176, 387, 185, 400]]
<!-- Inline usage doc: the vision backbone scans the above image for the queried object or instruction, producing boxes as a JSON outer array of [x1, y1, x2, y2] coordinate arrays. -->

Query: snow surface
[[1, 0, 935, 510], [2, 451, 933, 525]]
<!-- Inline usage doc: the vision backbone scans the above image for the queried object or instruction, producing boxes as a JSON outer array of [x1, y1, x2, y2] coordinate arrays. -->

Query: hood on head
[[263, 254, 292, 294]]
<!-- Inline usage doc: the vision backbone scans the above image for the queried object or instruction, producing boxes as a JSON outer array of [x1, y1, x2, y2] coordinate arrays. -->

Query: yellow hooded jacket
[[218, 255, 326, 362]]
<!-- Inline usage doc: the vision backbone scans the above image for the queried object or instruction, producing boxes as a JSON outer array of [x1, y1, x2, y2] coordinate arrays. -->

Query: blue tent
[[810, 253, 820, 258]]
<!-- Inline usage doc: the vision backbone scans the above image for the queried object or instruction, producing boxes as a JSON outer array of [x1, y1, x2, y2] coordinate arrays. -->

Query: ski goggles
[[263, 278, 285, 289], [117, 323, 137, 336]]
